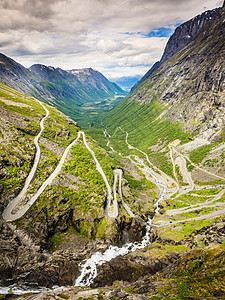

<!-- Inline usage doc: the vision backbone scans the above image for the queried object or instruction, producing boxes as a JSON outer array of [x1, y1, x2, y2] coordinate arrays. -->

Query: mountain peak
[[69, 67, 95, 75], [0, 53, 126, 125], [129, 5, 225, 142], [131, 6, 221, 92]]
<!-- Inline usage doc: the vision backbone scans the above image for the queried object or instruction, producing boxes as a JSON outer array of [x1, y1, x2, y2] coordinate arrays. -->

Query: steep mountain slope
[[68, 67, 124, 95], [129, 4, 225, 142], [0, 82, 153, 289], [0, 53, 127, 125], [131, 7, 221, 92], [87, 3, 225, 228], [101, 4, 224, 146], [30, 64, 125, 102]]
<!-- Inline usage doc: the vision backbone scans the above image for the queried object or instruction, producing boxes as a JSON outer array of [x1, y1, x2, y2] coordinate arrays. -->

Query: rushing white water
[[75, 218, 152, 287], [74, 152, 168, 287], [0, 284, 64, 295]]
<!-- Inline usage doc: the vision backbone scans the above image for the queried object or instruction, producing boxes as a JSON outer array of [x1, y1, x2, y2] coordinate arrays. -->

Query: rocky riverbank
[[1, 218, 225, 299], [0, 216, 148, 289]]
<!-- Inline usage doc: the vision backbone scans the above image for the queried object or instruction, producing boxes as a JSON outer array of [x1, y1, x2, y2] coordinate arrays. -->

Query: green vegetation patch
[[189, 143, 215, 164], [157, 219, 217, 241], [86, 99, 188, 177], [169, 193, 214, 209], [124, 174, 155, 191]]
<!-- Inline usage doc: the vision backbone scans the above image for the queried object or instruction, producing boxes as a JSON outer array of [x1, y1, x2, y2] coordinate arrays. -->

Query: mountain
[[109, 75, 142, 91], [128, 3, 225, 142], [131, 7, 221, 92], [0, 53, 127, 125], [30, 64, 125, 102], [0, 82, 144, 289], [78, 5, 225, 296], [95, 4, 225, 173], [1, 4, 225, 299]]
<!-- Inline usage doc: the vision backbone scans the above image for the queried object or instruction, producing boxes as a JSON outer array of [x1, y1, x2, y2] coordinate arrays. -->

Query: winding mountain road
[[3, 128, 81, 222], [155, 207, 225, 227], [173, 146, 225, 181], [101, 125, 225, 227], [2, 118, 122, 222], [4, 108, 225, 227], [119, 127, 179, 194], [175, 156, 194, 189], [2, 100, 49, 221], [81, 132, 118, 218], [114, 169, 137, 219], [170, 146, 179, 185], [166, 189, 225, 216]]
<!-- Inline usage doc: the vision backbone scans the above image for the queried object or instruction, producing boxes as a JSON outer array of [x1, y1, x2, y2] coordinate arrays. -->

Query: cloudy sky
[[0, 0, 223, 78]]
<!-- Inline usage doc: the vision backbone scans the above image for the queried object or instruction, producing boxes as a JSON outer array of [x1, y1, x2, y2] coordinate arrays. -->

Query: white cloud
[[0, 0, 223, 77]]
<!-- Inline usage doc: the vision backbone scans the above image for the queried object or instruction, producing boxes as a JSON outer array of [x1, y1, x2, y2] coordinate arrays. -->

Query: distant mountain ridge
[[108, 75, 142, 91], [131, 7, 221, 92], [0, 53, 127, 125]]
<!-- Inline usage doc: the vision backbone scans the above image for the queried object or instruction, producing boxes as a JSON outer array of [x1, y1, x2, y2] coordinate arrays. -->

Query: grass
[[157, 218, 218, 241], [1, 82, 124, 244], [189, 143, 216, 164], [86, 99, 189, 177], [186, 159, 195, 172], [169, 193, 214, 209], [187, 188, 222, 196], [143, 243, 189, 258], [124, 174, 155, 191]]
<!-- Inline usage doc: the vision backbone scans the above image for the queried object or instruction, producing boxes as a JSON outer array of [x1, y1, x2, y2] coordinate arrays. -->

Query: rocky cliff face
[[9, 218, 225, 299], [130, 4, 225, 141], [131, 7, 221, 92]]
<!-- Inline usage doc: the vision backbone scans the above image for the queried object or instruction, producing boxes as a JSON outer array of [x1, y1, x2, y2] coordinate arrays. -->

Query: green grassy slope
[[0, 82, 114, 244], [0, 82, 154, 250], [87, 99, 189, 176]]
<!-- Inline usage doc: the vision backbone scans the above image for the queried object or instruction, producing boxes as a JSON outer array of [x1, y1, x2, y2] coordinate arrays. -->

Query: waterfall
[[75, 219, 152, 287], [75, 156, 167, 287]]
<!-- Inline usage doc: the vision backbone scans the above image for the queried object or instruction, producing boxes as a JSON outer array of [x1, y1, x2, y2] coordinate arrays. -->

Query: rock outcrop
[[129, 4, 225, 141], [131, 7, 221, 92]]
